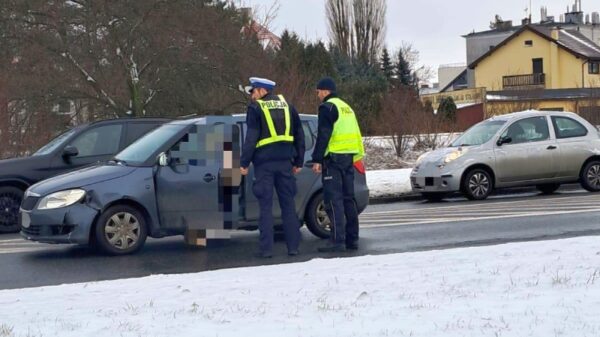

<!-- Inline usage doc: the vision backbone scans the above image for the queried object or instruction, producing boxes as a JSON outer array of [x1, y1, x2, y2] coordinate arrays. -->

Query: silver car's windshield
[[451, 120, 507, 147], [115, 124, 188, 164]]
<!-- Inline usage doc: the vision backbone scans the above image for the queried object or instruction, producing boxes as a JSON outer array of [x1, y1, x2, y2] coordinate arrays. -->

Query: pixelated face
[[317, 89, 330, 102], [251, 87, 268, 101]]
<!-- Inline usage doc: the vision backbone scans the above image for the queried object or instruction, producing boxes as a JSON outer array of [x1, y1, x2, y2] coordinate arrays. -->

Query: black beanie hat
[[316, 77, 336, 92]]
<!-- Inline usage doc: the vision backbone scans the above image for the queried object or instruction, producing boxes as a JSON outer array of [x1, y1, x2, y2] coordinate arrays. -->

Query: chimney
[[551, 28, 560, 40]]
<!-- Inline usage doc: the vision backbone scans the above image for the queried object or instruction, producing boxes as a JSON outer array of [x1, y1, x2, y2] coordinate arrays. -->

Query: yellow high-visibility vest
[[255, 95, 294, 148], [325, 97, 364, 162]]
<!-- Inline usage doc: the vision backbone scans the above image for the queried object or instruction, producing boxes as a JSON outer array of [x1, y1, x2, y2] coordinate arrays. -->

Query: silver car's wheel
[[463, 169, 492, 200], [94, 205, 147, 255], [581, 161, 600, 192]]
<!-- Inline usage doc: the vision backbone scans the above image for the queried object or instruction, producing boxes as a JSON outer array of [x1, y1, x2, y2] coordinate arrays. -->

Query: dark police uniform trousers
[[322, 153, 359, 246], [253, 160, 300, 254]]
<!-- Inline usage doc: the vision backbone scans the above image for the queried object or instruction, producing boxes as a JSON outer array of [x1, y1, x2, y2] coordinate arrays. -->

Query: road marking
[[361, 208, 600, 228], [363, 194, 600, 216]]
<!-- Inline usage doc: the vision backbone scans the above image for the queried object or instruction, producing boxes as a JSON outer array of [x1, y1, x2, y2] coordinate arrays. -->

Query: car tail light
[[353, 160, 366, 175]]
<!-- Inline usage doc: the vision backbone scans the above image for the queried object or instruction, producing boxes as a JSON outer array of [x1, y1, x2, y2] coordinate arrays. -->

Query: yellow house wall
[[486, 100, 579, 117], [474, 30, 599, 90]]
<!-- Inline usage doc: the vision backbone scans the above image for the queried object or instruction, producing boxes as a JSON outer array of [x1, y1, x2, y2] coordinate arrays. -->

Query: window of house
[[524, 40, 533, 47], [589, 62, 600, 75]]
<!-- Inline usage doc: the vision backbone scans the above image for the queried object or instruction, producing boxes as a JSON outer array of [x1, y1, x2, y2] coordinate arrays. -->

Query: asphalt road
[[1, 188, 599, 290]]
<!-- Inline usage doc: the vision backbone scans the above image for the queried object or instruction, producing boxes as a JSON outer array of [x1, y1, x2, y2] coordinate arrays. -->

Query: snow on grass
[[367, 169, 413, 198], [1, 236, 599, 337]]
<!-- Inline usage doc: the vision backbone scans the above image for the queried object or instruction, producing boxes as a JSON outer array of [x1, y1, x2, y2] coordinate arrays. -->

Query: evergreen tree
[[380, 48, 394, 81], [395, 50, 413, 86], [438, 96, 457, 122]]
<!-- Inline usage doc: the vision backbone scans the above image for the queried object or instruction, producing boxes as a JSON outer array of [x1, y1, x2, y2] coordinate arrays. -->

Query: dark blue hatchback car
[[20, 116, 369, 255]]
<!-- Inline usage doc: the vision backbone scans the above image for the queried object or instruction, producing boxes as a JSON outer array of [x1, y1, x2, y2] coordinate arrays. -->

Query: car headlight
[[416, 152, 430, 166], [37, 189, 86, 210], [443, 148, 468, 164]]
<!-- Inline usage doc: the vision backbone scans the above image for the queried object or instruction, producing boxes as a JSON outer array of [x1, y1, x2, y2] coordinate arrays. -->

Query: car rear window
[[551, 116, 588, 139]]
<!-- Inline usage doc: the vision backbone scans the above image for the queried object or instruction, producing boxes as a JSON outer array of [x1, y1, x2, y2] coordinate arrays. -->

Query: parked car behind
[[20, 115, 369, 255], [0, 118, 168, 232], [411, 110, 600, 201]]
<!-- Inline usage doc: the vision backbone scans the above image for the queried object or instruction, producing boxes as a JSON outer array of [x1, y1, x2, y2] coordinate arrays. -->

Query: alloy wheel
[[468, 172, 490, 198], [586, 164, 600, 189], [0, 192, 21, 229]]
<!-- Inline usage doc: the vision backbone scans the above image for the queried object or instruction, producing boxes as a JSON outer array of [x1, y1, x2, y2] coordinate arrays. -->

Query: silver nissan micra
[[411, 110, 600, 201]]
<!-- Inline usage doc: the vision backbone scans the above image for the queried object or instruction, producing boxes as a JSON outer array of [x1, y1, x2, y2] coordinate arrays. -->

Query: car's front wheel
[[305, 192, 331, 239], [0, 186, 24, 233], [536, 183, 560, 194], [94, 205, 147, 255], [580, 160, 600, 192], [462, 168, 493, 200]]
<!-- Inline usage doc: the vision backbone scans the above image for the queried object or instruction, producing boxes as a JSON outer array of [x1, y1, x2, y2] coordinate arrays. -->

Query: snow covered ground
[[366, 168, 413, 198], [1, 236, 599, 337]]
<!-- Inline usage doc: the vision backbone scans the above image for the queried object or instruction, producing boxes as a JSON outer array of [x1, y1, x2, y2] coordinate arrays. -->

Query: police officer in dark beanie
[[240, 77, 305, 258], [312, 77, 365, 252]]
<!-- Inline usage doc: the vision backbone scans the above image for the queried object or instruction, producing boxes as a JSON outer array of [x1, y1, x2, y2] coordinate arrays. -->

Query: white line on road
[[360, 208, 600, 228]]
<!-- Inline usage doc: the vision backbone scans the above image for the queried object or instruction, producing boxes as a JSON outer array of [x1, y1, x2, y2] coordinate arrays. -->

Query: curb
[[368, 183, 583, 204]]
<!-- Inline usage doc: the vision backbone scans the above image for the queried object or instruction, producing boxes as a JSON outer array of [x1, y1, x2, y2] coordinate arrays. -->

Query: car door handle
[[203, 173, 216, 183], [547, 145, 557, 150]]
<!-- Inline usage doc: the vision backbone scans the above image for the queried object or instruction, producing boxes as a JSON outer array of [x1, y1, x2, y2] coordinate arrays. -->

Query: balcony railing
[[502, 73, 546, 89]]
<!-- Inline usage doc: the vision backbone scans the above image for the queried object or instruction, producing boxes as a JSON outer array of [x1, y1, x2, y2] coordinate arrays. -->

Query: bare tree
[[352, 0, 386, 65], [326, 0, 386, 65], [326, 0, 354, 58]]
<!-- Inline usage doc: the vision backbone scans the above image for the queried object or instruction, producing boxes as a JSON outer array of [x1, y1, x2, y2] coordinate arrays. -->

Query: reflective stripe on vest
[[325, 97, 365, 162], [256, 95, 294, 148]]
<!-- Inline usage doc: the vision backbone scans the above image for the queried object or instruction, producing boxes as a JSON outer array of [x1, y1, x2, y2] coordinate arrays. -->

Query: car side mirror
[[158, 152, 170, 167], [62, 145, 79, 159], [497, 136, 512, 146]]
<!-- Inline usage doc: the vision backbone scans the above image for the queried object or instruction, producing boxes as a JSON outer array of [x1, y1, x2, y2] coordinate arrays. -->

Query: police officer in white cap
[[240, 77, 305, 258]]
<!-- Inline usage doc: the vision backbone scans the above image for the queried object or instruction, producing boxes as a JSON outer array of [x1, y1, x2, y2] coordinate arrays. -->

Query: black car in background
[[0, 118, 168, 232]]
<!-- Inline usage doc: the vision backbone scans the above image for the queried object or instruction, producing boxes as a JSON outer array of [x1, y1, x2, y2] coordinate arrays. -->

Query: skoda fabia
[[411, 110, 600, 201], [20, 116, 369, 255]]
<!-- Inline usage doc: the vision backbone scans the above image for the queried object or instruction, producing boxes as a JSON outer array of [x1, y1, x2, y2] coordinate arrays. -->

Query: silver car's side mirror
[[158, 152, 169, 166]]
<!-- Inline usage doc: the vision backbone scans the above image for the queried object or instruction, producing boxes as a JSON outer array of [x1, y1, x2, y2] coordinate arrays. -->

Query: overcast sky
[[244, 0, 600, 80]]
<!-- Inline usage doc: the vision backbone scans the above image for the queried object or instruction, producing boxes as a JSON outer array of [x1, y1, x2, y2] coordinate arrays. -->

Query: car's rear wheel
[[0, 186, 24, 233], [580, 160, 600, 192], [536, 183, 560, 194], [421, 192, 446, 202], [305, 192, 331, 239], [462, 168, 493, 200], [94, 205, 147, 255]]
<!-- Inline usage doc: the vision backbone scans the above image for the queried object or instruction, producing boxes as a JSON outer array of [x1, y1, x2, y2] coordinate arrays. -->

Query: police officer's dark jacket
[[312, 93, 340, 164], [241, 93, 305, 167]]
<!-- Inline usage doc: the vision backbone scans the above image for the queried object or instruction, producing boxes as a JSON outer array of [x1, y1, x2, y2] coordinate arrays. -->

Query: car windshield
[[114, 124, 188, 165], [32, 128, 78, 156], [451, 120, 507, 147]]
